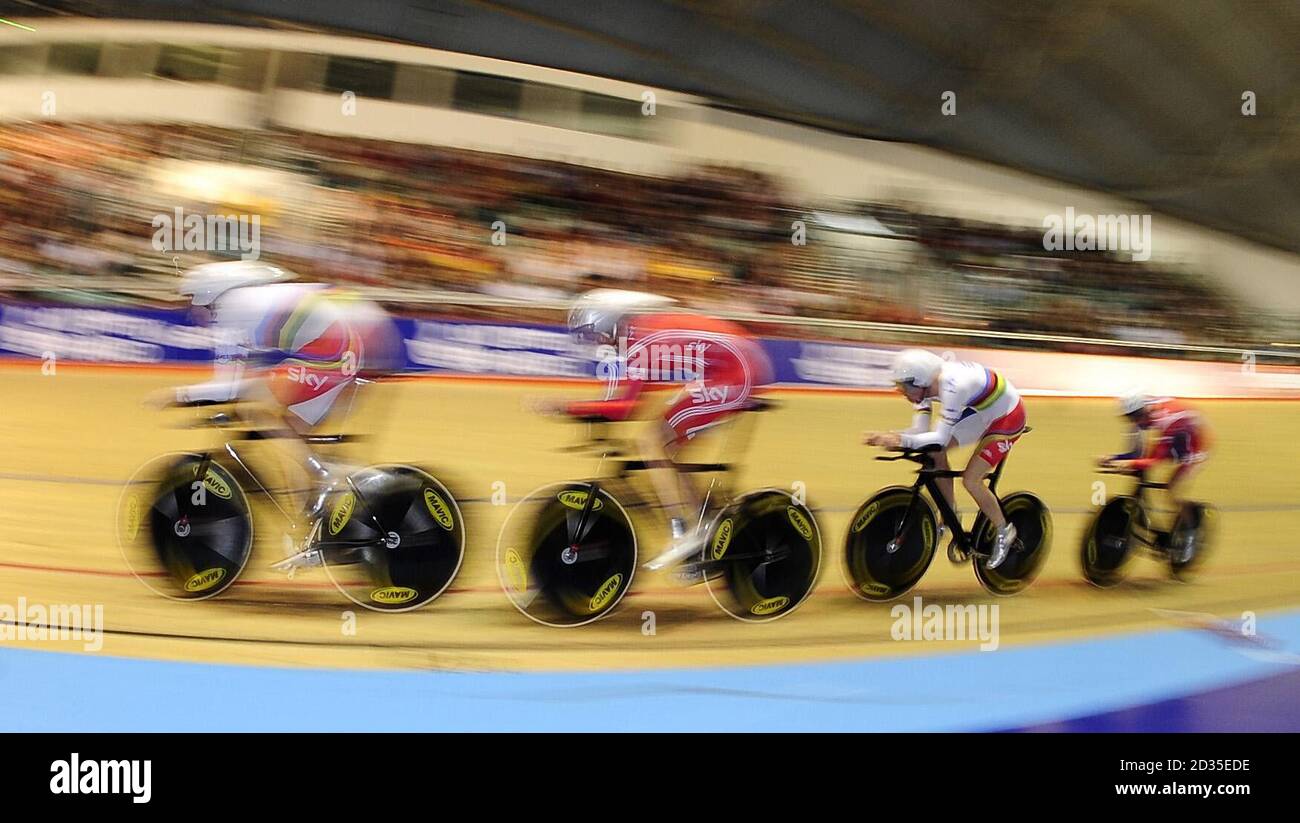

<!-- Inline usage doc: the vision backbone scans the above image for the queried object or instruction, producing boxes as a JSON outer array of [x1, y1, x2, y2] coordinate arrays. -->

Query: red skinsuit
[[566, 313, 773, 443], [1120, 398, 1211, 476]]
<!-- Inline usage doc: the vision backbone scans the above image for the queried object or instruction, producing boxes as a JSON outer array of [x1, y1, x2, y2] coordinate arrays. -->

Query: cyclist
[[154, 260, 404, 568], [1098, 392, 1210, 547], [549, 289, 774, 573], [864, 348, 1027, 569]]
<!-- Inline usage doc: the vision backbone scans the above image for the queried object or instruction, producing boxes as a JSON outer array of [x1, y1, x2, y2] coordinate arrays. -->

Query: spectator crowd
[[0, 122, 1261, 351]]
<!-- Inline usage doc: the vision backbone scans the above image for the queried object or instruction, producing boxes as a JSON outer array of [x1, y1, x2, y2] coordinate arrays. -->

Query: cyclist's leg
[[261, 362, 358, 515], [643, 385, 747, 568], [944, 408, 993, 514], [1166, 458, 1204, 508], [638, 418, 699, 527], [961, 400, 1026, 562], [235, 377, 326, 480], [962, 456, 1005, 528]]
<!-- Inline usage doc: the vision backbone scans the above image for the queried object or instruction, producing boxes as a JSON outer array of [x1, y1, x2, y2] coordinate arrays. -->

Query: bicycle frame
[[561, 400, 772, 545], [883, 448, 1010, 556], [179, 406, 371, 544], [1103, 467, 1172, 552], [176, 376, 380, 526]]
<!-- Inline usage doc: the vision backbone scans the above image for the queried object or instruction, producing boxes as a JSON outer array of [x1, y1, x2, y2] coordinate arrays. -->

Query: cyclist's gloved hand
[[864, 431, 902, 449]]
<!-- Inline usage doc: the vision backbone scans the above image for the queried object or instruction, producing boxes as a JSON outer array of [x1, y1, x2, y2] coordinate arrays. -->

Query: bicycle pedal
[[946, 541, 969, 564], [670, 566, 707, 586], [671, 559, 721, 586], [271, 547, 323, 574]]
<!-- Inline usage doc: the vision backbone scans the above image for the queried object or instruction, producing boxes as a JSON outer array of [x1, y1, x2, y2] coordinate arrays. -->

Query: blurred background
[[2, 1, 1300, 732], [0, 2, 1297, 357]]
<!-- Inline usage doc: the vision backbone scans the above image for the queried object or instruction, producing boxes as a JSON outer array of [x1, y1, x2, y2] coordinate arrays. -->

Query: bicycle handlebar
[[872, 444, 943, 463], [171, 410, 240, 430], [172, 408, 361, 443]]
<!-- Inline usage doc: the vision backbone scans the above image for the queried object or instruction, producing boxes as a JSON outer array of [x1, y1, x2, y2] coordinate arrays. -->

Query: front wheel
[[703, 489, 821, 622], [842, 486, 938, 602], [317, 464, 466, 612], [117, 453, 253, 601], [497, 482, 638, 627], [1168, 502, 1215, 581], [972, 492, 1052, 596], [1080, 496, 1147, 588]]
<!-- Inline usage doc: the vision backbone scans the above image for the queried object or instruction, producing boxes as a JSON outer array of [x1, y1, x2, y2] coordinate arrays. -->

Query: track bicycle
[[496, 399, 822, 626], [844, 434, 1052, 601], [117, 396, 466, 612]]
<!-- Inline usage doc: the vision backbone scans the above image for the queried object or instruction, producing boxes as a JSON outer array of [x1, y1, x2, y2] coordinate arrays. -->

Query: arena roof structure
[[4, 0, 1298, 254]]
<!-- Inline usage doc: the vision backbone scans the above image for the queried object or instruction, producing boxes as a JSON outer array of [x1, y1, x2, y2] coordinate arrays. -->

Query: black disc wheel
[[973, 492, 1053, 596], [704, 489, 821, 622], [117, 453, 252, 601], [497, 482, 636, 627], [1080, 496, 1146, 588], [842, 487, 938, 602], [1168, 502, 1215, 582], [318, 465, 466, 612]]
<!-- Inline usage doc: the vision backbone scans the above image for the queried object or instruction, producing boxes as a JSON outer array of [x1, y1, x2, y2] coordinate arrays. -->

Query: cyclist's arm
[[1132, 428, 1201, 471], [1122, 430, 1183, 471], [903, 402, 932, 435], [174, 337, 251, 405], [900, 380, 961, 450], [176, 360, 250, 404], [565, 376, 646, 421], [1111, 424, 1144, 462]]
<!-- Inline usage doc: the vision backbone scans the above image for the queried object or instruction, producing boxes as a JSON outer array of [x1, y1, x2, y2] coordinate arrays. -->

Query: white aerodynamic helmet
[[567, 289, 676, 341], [179, 261, 294, 307], [891, 348, 945, 389], [1118, 391, 1152, 417]]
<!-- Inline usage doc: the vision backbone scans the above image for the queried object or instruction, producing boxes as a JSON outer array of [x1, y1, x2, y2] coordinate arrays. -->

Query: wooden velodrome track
[[1, 361, 1298, 672]]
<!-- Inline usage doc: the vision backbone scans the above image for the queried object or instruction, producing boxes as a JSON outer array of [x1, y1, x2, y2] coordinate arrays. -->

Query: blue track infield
[[2, 610, 1298, 732]]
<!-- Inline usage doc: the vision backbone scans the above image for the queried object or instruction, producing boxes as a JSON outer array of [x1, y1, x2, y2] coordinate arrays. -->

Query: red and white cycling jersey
[[566, 312, 773, 442], [1115, 398, 1211, 469], [899, 360, 1027, 466]]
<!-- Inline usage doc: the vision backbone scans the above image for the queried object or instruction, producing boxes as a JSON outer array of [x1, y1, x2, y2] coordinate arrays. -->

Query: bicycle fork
[[562, 481, 602, 565]]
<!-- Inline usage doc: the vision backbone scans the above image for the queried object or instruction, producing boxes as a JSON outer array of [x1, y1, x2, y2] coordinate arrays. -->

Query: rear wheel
[[842, 487, 938, 602], [1169, 502, 1214, 581], [497, 482, 637, 627], [117, 453, 252, 600], [1080, 496, 1146, 588], [317, 465, 466, 612], [973, 492, 1052, 596], [703, 489, 821, 621]]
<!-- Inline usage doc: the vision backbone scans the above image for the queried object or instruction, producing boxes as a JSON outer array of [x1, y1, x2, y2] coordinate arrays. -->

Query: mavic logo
[[184, 567, 226, 593], [423, 488, 455, 531], [588, 574, 623, 612], [711, 518, 734, 560], [193, 467, 232, 500], [369, 586, 418, 604], [852, 502, 879, 533], [329, 492, 355, 535], [750, 596, 789, 616], [558, 490, 602, 511], [287, 365, 328, 391], [503, 548, 528, 593], [786, 507, 814, 541], [124, 495, 144, 540]]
